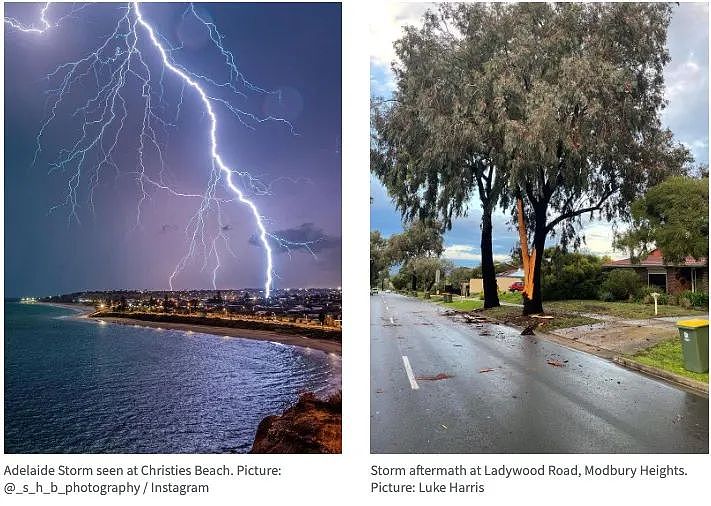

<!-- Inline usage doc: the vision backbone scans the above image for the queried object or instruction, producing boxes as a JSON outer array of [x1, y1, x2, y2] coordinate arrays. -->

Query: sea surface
[[4, 301, 340, 453]]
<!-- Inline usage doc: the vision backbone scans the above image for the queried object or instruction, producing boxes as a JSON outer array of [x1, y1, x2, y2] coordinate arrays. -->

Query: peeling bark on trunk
[[517, 197, 544, 315]]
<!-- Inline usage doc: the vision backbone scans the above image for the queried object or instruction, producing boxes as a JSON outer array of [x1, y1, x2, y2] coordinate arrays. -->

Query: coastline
[[37, 302, 94, 316], [33, 302, 341, 355], [94, 315, 342, 355]]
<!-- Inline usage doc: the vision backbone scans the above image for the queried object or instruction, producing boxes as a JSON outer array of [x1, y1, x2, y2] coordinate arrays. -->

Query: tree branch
[[545, 189, 615, 233]]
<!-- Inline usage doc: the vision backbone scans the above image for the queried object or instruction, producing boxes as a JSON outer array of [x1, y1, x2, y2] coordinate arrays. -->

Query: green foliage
[[470, 261, 517, 278], [397, 256, 454, 292], [390, 271, 410, 291], [370, 230, 390, 287], [448, 266, 474, 289], [656, 292, 670, 305], [614, 176, 709, 264], [386, 220, 444, 266], [370, 221, 444, 288], [599, 269, 643, 301], [540, 247, 604, 300], [679, 290, 709, 309], [634, 286, 656, 304]]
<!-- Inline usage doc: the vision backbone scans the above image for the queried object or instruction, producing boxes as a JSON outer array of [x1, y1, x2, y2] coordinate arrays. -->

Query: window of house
[[648, 273, 667, 292]]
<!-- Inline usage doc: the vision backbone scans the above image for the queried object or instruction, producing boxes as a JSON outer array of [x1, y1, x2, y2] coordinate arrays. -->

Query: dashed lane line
[[402, 355, 420, 390]]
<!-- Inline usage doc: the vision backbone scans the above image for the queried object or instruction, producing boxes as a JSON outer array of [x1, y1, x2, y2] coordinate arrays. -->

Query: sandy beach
[[93, 316, 342, 355]]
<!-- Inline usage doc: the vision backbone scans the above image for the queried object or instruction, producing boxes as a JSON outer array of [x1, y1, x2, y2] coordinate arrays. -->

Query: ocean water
[[4, 302, 340, 453]]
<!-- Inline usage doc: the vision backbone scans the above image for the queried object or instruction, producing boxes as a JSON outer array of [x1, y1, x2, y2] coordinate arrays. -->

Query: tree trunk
[[522, 208, 547, 315], [480, 207, 500, 308]]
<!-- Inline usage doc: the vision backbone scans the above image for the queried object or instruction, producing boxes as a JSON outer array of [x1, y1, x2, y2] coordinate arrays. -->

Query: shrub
[[540, 248, 605, 300], [634, 286, 655, 304], [679, 290, 709, 309], [599, 291, 615, 302], [599, 269, 643, 301], [679, 296, 692, 309]]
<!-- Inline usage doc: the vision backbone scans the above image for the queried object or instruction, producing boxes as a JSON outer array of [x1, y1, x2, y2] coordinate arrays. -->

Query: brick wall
[[700, 267, 709, 294], [666, 267, 689, 295]]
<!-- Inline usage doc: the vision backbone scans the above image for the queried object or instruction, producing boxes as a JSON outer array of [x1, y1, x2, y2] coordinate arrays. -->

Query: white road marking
[[402, 355, 419, 390]]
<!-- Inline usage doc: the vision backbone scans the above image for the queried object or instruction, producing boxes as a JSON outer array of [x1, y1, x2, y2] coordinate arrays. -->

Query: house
[[464, 268, 525, 296], [603, 248, 708, 294]]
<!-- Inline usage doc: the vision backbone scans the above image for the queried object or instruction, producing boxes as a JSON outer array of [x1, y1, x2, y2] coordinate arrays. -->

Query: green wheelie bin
[[677, 319, 709, 373]]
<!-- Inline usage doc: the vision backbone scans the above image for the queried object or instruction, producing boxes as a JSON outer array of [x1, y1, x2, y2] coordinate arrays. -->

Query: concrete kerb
[[612, 356, 708, 397]]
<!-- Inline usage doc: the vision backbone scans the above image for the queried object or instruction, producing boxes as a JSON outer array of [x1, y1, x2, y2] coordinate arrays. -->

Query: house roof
[[603, 248, 706, 268], [498, 268, 525, 278]]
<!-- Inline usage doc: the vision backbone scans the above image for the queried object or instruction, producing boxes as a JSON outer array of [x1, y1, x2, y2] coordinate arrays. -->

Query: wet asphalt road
[[371, 293, 709, 453]]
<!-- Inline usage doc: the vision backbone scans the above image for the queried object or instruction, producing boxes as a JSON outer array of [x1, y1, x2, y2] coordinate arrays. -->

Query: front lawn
[[439, 298, 484, 312], [498, 291, 523, 304], [544, 300, 707, 319], [631, 338, 709, 383]]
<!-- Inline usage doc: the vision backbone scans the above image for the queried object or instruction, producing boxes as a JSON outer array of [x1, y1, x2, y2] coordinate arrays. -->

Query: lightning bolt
[[5, 2, 321, 298]]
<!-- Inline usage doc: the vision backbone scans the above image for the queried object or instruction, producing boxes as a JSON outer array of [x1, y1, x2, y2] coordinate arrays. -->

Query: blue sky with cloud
[[370, 2, 709, 266]]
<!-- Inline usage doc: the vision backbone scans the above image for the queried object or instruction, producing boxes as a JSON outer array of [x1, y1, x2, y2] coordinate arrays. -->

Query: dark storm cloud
[[249, 223, 340, 254]]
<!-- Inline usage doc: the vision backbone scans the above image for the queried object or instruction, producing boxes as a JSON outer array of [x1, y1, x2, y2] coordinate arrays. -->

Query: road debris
[[416, 373, 453, 381], [479, 368, 495, 373], [546, 359, 565, 367], [463, 314, 489, 323], [521, 323, 539, 335]]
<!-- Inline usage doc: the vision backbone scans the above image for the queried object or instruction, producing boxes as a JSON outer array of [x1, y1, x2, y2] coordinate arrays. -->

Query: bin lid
[[677, 319, 709, 329]]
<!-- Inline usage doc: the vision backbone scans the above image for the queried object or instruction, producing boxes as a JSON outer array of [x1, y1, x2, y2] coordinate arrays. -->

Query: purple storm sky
[[4, 2, 342, 297]]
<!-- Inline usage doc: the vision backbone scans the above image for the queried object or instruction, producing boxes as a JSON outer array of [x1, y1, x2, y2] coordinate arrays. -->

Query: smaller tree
[[471, 260, 517, 279], [399, 257, 454, 292], [449, 266, 474, 292], [614, 176, 709, 263], [540, 247, 605, 300], [370, 231, 391, 287], [390, 271, 411, 291], [386, 220, 444, 265]]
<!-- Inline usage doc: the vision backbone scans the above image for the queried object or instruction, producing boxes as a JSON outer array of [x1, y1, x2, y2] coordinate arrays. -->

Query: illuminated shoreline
[[91, 311, 342, 355]]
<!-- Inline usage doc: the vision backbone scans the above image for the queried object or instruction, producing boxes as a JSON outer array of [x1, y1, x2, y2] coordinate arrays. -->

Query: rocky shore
[[250, 392, 342, 454]]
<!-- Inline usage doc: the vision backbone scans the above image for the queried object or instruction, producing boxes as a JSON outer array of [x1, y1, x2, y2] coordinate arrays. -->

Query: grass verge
[[630, 338, 709, 383], [438, 299, 484, 312], [497, 291, 523, 304], [544, 300, 707, 319]]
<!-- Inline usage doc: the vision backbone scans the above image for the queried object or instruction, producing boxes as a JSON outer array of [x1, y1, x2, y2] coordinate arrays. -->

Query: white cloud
[[369, 2, 433, 94], [664, 57, 706, 102], [442, 244, 510, 263], [577, 221, 628, 260], [663, 3, 709, 164], [442, 244, 481, 261], [370, 2, 432, 68]]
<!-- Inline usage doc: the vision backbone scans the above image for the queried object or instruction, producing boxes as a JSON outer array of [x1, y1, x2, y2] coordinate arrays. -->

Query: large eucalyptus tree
[[373, 2, 691, 314]]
